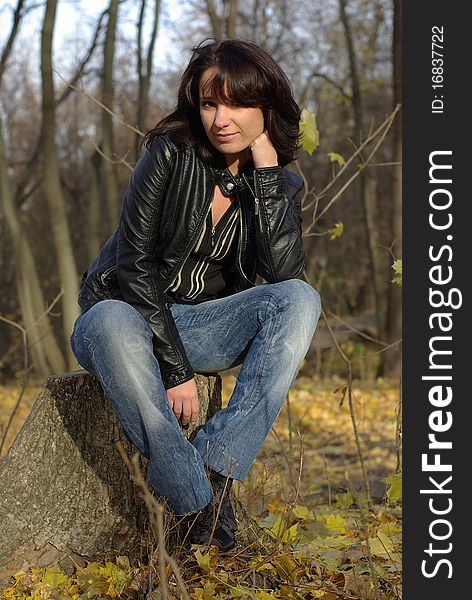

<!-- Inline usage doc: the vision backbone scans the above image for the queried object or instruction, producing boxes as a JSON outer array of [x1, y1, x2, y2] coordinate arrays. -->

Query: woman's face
[[199, 68, 265, 171]]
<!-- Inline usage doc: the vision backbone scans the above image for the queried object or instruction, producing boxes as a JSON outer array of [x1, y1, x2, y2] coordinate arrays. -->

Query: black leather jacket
[[78, 134, 305, 389]]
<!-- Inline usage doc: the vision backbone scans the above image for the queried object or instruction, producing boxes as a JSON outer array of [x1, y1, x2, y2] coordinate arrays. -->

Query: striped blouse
[[165, 199, 240, 303]]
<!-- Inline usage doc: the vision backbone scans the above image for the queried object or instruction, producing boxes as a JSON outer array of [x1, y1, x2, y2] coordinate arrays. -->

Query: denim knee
[[72, 301, 154, 371], [265, 279, 321, 323]]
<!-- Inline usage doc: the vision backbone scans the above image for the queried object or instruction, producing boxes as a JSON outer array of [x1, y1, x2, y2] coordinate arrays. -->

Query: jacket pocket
[[98, 265, 123, 301]]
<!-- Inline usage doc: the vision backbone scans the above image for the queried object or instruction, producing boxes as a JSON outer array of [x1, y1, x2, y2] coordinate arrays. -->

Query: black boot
[[208, 470, 238, 534], [186, 471, 237, 551]]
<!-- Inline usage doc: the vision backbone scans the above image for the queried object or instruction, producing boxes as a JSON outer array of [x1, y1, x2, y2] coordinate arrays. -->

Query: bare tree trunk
[[135, 0, 160, 161], [0, 119, 65, 376], [0, 372, 220, 578], [204, 0, 238, 39], [1, 0, 65, 376], [101, 0, 120, 231], [40, 0, 80, 370], [227, 0, 238, 38], [87, 151, 102, 263], [339, 0, 388, 347], [0, 0, 25, 82], [364, 176, 387, 336], [205, 0, 222, 39], [385, 0, 402, 376]]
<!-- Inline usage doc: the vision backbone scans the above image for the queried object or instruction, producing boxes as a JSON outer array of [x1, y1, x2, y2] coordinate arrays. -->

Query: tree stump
[[0, 370, 222, 580]]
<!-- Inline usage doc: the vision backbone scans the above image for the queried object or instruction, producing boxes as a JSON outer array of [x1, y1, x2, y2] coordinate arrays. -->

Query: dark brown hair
[[143, 39, 301, 166]]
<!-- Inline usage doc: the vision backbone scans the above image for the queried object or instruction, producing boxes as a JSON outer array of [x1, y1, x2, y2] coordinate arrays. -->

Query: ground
[[0, 372, 402, 599]]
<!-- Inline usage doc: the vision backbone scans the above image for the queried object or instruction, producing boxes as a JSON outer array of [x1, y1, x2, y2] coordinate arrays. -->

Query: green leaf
[[326, 514, 347, 533], [257, 591, 279, 599], [194, 548, 213, 573], [292, 504, 316, 521], [369, 530, 397, 558], [391, 258, 402, 287], [328, 221, 344, 240], [300, 109, 320, 154], [335, 492, 354, 509], [41, 567, 68, 587], [282, 523, 299, 543], [384, 471, 402, 503], [328, 151, 345, 167]]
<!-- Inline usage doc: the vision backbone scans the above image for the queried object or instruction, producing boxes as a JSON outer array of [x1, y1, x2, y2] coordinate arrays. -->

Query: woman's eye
[[200, 100, 215, 108]]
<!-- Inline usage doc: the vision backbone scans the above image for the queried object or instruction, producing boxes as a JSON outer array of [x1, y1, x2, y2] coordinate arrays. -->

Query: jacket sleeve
[[116, 136, 195, 389], [253, 166, 306, 282]]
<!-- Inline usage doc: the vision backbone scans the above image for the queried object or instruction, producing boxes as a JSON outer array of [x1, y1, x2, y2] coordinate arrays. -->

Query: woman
[[70, 39, 321, 551]]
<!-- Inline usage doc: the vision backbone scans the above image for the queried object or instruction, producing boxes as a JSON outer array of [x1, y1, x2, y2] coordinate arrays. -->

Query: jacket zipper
[[236, 204, 255, 286], [250, 171, 276, 281], [243, 172, 261, 220], [164, 178, 256, 292], [99, 265, 116, 285]]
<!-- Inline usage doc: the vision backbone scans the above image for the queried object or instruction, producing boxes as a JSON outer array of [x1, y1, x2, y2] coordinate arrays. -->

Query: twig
[[286, 392, 295, 477], [321, 309, 349, 363], [293, 431, 304, 508], [347, 363, 372, 509], [167, 555, 191, 600], [116, 444, 184, 600], [395, 375, 402, 473], [324, 309, 391, 347], [55, 74, 145, 137], [351, 338, 402, 363], [0, 316, 27, 456], [301, 105, 401, 229], [322, 310, 372, 511], [312, 108, 397, 226], [156, 504, 169, 599], [206, 467, 234, 553], [0, 290, 64, 456], [322, 452, 332, 507], [270, 427, 296, 489], [301, 108, 398, 215], [90, 139, 134, 171], [346, 472, 381, 600]]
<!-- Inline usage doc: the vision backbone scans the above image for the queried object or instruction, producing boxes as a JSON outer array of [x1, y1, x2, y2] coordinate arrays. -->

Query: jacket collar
[[210, 158, 255, 196]]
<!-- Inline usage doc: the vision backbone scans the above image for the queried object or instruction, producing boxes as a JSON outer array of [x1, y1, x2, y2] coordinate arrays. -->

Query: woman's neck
[[225, 149, 251, 175]]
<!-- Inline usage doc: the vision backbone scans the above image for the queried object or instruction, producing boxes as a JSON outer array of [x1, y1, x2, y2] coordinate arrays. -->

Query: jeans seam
[[201, 301, 282, 476]]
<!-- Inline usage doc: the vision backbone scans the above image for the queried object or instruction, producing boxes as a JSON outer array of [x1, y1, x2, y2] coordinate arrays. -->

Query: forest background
[[0, 1, 402, 598]]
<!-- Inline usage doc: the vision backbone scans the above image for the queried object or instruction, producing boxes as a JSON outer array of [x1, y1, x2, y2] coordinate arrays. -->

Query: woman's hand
[[166, 378, 200, 426], [250, 131, 278, 168]]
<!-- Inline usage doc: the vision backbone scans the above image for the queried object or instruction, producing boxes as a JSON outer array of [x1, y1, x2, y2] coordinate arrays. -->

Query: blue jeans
[[70, 279, 321, 514]]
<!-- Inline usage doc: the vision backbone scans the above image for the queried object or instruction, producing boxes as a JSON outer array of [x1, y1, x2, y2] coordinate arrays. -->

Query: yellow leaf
[[257, 591, 278, 599], [369, 530, 396, 557], [300, 109, 320, 154], [292, 504, 316, 521], [327, 152, 346, 167], [229, 585, 252, 597], [391, 259, 402, 287], [41, 566, 68, 587], [267, 494, 286, 514], [328, 222, 344, 240], [194, 548, 214, 573], [378, 524, 401, 542], [282, 523, 299, 543], [326, 514, 347, 533], [275, 554, 297, 583]]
